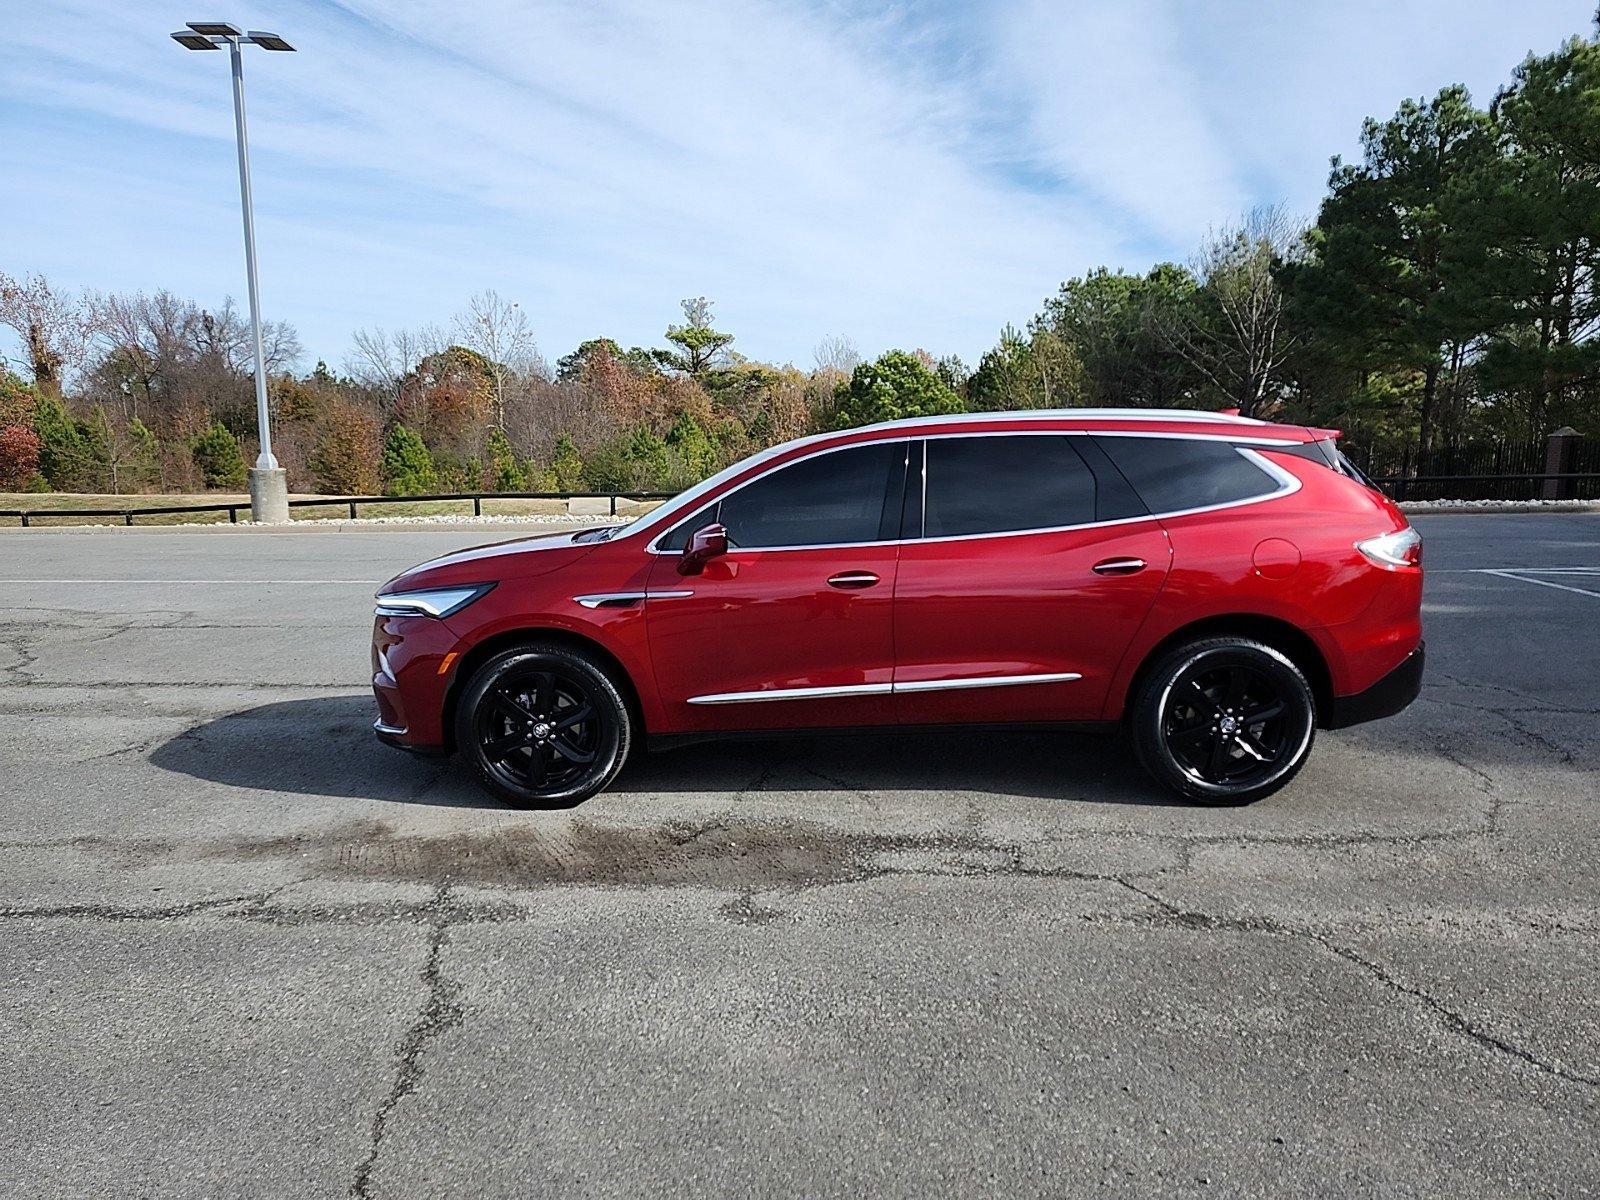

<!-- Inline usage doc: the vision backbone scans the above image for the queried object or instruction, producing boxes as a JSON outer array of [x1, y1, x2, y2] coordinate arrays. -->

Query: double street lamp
[[171, 21, 295, 522]]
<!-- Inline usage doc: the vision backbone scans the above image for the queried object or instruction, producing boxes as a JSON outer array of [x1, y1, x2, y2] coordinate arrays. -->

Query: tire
[[455, 643, 632, 807], [1129, 637, 1316, 805]]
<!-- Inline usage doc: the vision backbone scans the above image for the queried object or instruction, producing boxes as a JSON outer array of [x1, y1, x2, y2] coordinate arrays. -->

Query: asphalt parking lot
[[2, 513, 1596, 1197]]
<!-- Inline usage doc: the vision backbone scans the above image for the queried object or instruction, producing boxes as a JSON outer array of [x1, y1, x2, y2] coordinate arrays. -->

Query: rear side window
[[923, 435, 1097, 537], [1092, 436, 1280, 514], [658, 440, 902, 550]]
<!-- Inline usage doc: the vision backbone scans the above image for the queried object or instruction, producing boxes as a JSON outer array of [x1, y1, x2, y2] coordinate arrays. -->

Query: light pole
[[171, 22, 295, 522]]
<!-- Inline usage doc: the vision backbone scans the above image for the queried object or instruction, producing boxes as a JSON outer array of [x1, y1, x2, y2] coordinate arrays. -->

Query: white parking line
[[1475, 569, 1600, 599]]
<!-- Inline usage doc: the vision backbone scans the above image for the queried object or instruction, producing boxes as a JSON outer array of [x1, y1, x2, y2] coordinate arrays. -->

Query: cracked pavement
[[1, 515, 1596, 1197]]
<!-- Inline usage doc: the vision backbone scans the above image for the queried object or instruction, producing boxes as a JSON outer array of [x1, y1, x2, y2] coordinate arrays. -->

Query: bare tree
[[453, 290, 544, 428], [0, 271, 97, 395], [346, 324, 445, 412], [1163, 206, 1306, 418], [812, 334, 860, 377], [192, 298, 300, 378]]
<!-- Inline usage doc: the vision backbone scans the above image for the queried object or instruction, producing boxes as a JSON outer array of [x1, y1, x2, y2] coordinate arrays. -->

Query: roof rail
[[857, 408, 1265, 434]]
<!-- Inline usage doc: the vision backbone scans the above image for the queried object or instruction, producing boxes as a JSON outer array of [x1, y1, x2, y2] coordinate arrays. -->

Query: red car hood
[[379, 530, 600, 592]]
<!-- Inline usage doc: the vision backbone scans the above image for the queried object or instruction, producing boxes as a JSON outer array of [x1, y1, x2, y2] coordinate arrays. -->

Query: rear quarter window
[[1091, 435, 1281, 515]]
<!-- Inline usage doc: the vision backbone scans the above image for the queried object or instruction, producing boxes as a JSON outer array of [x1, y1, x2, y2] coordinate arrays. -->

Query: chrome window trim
[[686, 670, 1083, 706], [624, 415, 1279, 547], [647, 432, 1301, 555]]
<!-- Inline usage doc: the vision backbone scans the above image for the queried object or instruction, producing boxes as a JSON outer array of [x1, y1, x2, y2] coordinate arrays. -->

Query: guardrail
[[0, 491, 676, 528]]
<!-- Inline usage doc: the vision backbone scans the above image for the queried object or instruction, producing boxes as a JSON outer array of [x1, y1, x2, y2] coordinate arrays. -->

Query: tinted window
[[1071, 436, 1148, 522], [1091, 436, 1279, 514], [660, 441, 901, 550], [923, 435, 1096, 537]]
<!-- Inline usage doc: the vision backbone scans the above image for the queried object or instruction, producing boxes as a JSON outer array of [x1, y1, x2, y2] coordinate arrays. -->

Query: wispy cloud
[[0, 1, 1592, 369]]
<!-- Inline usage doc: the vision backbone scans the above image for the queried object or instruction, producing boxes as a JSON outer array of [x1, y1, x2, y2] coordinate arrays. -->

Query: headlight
[[1356, 527, 1422, 569], [374, 583, 496, 619]]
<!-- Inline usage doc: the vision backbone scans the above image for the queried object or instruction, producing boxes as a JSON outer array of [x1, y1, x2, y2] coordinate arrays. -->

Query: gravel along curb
[[1398, 499, 1600, 515]]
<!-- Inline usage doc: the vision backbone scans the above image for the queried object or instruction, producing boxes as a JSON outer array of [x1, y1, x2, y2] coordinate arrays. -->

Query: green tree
[[969, 325, 1087, 410], [1466, 35, 1600, 437], [1283, 85, 1496, 453], [556, 338, 659, 381], [190, 421, 247, 489], [655, 297, 734, 380], [485, 426, 527, 490], [33, 393, 93, 489], [664, 411, 719, 485], [832, 350, 966, 429], [1037, 265, 1200, 406], [380, 423, 437, 495], [547, 434, 585, 491]]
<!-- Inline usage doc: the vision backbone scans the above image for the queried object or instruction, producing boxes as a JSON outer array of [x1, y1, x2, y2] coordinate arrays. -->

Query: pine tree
[[191, 421, 247, 490], [380, 424, 437, 495]]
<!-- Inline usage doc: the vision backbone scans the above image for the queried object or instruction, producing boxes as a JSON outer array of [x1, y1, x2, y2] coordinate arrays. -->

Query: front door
[[645, 439, 908, 733], [892, 434, 1170, 725]]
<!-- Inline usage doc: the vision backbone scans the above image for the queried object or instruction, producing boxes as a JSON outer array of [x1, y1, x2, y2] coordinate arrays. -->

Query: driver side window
[[658, 441, 904, 551]]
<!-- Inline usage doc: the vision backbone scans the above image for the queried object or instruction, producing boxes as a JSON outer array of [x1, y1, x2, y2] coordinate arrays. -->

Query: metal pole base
[[248, 467, 290, 524]]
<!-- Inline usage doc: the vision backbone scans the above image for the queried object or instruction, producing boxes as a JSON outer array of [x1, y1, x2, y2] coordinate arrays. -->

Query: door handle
[[1092, 557, 1146, 576], [827, 571, 880, 589]]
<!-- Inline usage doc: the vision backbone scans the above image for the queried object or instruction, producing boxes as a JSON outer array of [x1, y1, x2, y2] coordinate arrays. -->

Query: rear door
[[644, 439, 907, 733], [892, 433, 1170, 725]]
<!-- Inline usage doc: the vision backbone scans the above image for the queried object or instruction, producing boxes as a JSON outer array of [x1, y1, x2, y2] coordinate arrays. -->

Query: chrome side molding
[[688, 682, 894, 705], [892, 672, 1083, 693], [574, 591, 694, 609], [687, 671, 1082, 705]]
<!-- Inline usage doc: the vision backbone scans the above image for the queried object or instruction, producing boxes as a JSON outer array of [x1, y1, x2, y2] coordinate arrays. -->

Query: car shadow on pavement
[[149, 694, 1179, 809]]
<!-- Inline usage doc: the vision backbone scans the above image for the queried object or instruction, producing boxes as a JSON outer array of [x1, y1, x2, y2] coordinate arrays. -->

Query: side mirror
[[677, 522, 728, 576]]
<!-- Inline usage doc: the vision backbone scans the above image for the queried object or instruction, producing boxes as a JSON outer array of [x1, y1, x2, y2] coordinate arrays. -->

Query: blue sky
[[1, 1, 1593, 373]]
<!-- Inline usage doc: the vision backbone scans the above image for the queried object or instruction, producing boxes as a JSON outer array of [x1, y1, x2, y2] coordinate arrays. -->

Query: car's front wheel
[[456, 644, 632, 807], [1130, 637, 1316, 805]]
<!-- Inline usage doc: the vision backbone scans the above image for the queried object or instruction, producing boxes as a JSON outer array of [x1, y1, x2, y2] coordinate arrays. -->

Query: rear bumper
[[1324, 641, 1424, 730]]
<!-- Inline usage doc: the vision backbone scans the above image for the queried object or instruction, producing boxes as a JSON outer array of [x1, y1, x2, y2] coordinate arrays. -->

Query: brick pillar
[[1542, 427, 1582, 500]]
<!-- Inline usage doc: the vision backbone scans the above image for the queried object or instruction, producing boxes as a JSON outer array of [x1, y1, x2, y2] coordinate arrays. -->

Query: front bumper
[[374, 716, 449, 757], [1324, 641, 1425, 730]]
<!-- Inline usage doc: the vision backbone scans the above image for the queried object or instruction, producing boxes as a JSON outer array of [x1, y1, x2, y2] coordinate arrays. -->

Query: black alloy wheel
[[1130, 637, 1316, 805], [456, 645, 631, 806]]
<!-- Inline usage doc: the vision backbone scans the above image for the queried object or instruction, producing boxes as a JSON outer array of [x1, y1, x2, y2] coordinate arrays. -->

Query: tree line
[[3, 27, 1598, 496]]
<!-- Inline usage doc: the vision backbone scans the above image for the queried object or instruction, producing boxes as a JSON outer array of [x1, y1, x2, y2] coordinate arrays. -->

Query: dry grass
[[0, 493, 663, 528]]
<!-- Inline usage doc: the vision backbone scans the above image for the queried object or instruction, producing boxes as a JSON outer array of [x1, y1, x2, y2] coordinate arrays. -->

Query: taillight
[[1356, 527, 1422, 569]]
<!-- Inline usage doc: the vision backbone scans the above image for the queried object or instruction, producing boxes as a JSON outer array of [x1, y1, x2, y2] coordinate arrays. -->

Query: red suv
[[372, 410, 1423, 806]]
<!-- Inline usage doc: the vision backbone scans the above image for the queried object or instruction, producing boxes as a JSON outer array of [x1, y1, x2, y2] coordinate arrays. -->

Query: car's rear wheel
[[456, 644, 631, 807], [1130, 637, 1316, 805]]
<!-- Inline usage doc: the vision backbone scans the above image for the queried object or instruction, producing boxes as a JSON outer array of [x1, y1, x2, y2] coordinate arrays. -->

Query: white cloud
[[0, 0, 1595, 370]]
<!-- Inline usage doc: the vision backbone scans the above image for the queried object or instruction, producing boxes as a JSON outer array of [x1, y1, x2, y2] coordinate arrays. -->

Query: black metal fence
[[0, 491, 674, 528], [1350, 429, 1598, 502]]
